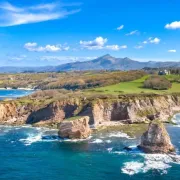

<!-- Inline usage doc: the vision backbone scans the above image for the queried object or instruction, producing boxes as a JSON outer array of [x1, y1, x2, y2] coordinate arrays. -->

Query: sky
[[0, 0, 180, 66]]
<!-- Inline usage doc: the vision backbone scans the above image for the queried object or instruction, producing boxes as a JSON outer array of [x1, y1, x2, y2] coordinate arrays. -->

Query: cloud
[[117, 25, 124, 30], [134, 45, 143, 49], [142, 37, 160, 45], [149, 37, 160, 44], [168, 49, 176, 53], [40, 56, 97, 63], [0, 1, 81, 26], [165, 21, 180, 29], [0, 2, 23, 12], [24, 42, 69, 52], [126, 30, 139, 36], [80, 37, 126, 51], [29, 3, 58, 11], [106, 45, 127, 50], [143, 41, 148, 44], [80, 37, 107, 50]]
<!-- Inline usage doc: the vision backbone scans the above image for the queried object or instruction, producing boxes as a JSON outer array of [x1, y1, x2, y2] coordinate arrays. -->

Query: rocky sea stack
[[58, 116, 91, 139], [139, 120, 175, 154]]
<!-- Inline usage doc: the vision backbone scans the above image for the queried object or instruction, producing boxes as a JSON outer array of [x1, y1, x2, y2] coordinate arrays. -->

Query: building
[[158, 69, 170, 75]]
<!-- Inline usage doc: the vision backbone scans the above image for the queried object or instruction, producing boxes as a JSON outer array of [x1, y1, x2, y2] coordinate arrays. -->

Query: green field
[[92, 75, 180, 95]]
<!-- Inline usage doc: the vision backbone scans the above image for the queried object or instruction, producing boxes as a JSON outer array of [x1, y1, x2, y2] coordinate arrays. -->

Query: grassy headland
[[91, 75, 180, 95]]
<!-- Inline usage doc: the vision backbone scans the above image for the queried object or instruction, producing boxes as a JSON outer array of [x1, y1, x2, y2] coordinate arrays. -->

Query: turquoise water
[[0, 90, 180, 179], [0, 89, 34, 100], [1, 118, 180, 180]]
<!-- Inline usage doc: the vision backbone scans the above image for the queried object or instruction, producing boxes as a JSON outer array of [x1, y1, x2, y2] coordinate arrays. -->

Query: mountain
[[0, 54, 180, 73], [54, 54, 180, 71]]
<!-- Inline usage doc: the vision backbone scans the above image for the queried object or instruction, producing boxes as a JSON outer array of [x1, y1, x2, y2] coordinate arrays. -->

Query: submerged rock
[[58, 116, 91, 139], [123, 146, 133, 151], [138, 120, 175, 154]]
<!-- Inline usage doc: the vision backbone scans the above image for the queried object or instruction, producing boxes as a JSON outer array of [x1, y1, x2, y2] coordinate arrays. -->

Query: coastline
[[0, 87, 35, 90]]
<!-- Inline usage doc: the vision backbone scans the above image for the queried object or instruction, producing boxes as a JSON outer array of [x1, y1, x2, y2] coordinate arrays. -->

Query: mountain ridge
[[0, 54, 180, 73]]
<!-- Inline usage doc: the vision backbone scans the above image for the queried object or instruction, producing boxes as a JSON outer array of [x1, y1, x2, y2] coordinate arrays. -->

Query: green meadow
[[92, 75, 180, 95]]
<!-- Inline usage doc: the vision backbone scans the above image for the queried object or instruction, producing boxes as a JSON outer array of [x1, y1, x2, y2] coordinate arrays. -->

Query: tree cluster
[[144, 76, 172, 90]]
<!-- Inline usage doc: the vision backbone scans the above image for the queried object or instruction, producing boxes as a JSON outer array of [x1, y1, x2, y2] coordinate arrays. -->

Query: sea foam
[[19, 132, 43, 146], [90, 139, 103, 144], [108, 132, 134, 139], [122, 153, 180, 175]]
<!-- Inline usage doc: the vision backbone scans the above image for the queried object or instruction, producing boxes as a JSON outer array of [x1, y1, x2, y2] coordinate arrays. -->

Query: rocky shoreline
[[0, 93, 179, 153]]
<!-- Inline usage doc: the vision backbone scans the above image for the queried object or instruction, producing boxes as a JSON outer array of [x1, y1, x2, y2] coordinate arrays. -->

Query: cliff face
[[91, 95, 180, 126], [139, 121, 175, 153], [0, 94, 180, 127], [26, 99, 82, 126], [0, 102, 33, 125], [0, 98, 82, 126]]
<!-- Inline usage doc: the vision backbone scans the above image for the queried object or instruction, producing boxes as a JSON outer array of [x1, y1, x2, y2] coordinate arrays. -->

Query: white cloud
[[165, 21, 180, 29], [0, 2, 23, 12], [168, 49, 176, 53], [106, 45, 127, 51], [0, 2, 81, 26], [126, 30, 139, 36], [80, 37, 127, 51], [40, 56, 97, 62], [134, 45, 143, 49], [142, 37, 160, 45], [117, 25, 124, 30], [24, 42, 37, 49], [24, 42, 69, 52], [119, 45, 127, 49], [29, 3, 58, 11], [149, 37, 160, 44], [80, 37, 107, 50]]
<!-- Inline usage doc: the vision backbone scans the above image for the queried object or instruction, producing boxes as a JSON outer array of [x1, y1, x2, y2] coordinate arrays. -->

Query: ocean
[[1, 91, 180, 180], [0, 89, 34, 100]]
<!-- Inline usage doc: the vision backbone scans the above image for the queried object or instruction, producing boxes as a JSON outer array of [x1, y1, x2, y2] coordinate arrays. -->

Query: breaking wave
[[172, 113, 180, 126], [90, 139, 103, 144], [122, 153, 180, 175], [108, 132, 135, 139], [19, 132, 43, 146]]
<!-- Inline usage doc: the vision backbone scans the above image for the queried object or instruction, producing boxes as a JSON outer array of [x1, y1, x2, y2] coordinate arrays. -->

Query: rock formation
[[58, 116, 91, 139], [138, 120, 175, 153]]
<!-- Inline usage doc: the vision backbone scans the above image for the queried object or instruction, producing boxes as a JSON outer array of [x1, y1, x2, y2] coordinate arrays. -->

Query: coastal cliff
[[91, 94, 180, 125], [0, 94, 180, 127]]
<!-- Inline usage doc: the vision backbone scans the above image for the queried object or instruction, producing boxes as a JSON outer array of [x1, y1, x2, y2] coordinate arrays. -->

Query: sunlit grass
[[92, 75, 180, 95]]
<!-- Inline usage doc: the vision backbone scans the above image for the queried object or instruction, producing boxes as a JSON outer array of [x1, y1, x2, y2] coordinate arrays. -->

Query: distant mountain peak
[[101, 54, 113, 58], [124, 57, 131, 60]]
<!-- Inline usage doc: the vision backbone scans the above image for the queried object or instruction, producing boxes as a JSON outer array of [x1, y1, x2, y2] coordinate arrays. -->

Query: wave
[[122, 153, 180, 175], [90, 139, 103, 144], [172, 113, 180, 125], [122, 162, 144, 175], [19, 132, 43, 146], [0, 125, 15, 135], [105, 140, 112, 143], [108, 132, 135, 139], [19, 129, 92, 145]]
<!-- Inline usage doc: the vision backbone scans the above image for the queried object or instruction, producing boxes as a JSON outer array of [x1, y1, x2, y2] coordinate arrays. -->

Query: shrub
[[143, 75, 172, 90]]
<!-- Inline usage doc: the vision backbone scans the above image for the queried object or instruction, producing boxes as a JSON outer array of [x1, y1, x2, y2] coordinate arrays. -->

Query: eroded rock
[[58, 116, 91, 139], [138, 120, 175, 153]]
